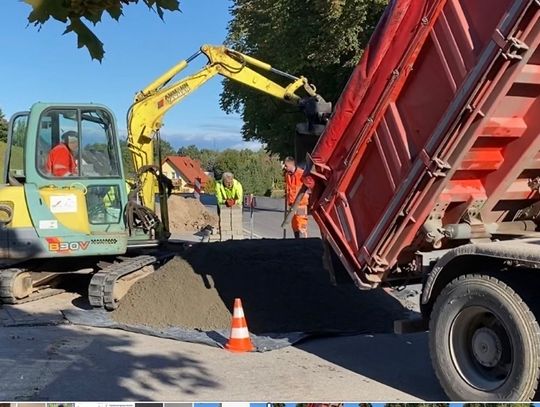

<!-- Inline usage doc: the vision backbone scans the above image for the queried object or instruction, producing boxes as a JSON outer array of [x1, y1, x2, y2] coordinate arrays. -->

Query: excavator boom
[[126, 44, 331, 237]]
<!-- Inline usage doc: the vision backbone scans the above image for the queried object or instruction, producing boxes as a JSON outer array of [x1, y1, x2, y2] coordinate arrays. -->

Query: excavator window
[[36, 109, 77, 176], [86, 184, 122, 224], [80, 109, 120, 178], [6, 113, 28, 183], [36, 108, 121, 179]]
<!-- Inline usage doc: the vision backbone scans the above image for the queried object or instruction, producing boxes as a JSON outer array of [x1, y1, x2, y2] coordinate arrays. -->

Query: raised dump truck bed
[[305, 0, 540, 400], [307, 0, 540, 287]]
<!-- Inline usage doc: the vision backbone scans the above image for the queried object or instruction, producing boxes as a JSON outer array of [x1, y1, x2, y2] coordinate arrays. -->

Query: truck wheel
[[429, 273, 540, 400]]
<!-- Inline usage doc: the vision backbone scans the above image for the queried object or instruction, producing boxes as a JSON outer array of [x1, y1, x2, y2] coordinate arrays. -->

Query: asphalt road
[[0, 293, 445, 401], [204, 205, 319, 239], [0, 207, 446, 401], [243, 209, 321, 239], [172, 206, 321, 242]]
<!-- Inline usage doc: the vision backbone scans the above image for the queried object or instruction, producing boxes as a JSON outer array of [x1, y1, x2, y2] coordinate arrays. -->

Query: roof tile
[[163, 155, 209, 186]]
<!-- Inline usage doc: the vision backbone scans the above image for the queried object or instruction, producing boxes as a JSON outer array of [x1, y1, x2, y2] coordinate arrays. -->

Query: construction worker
[[46, 131, 79, 177], [215, 172, 244, 240], [215, 172, 243, 208], [284, 156, 309, 238], [103, 186, 121, 222]]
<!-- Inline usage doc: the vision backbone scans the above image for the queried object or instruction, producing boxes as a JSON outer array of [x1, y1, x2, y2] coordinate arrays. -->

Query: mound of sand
[[111, 257, 231, 330], [167, 195, 218, 233], [111, 239, 412, 334]]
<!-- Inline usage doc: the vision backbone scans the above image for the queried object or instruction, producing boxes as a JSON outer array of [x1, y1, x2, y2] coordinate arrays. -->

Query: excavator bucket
[[295, 96, 332, 165]]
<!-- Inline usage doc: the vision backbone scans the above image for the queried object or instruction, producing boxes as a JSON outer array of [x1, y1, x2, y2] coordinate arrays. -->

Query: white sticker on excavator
[[50, 194, 77, 213], [39, 220, 58, 229]]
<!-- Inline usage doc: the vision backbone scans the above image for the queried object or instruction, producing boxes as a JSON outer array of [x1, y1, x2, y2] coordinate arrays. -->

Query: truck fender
[[421, 239, 540, 313]]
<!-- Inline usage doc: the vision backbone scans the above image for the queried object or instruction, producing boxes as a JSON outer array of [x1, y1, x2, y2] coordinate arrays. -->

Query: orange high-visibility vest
[[46, 143, 77, 176], [285, 167, 308, 207]]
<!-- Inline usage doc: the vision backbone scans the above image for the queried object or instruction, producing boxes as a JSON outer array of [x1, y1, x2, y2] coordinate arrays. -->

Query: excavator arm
[[126, 44, 331, 239]]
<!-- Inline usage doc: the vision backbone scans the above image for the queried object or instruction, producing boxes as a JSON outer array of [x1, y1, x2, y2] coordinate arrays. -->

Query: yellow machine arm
[[127, 44, 329, 219]]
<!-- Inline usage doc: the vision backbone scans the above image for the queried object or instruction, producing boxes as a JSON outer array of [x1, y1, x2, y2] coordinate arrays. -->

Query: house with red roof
[[161, 155, 210, 193]]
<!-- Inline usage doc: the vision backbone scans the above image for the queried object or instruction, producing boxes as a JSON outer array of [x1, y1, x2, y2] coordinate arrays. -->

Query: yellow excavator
[[0, 45, 330, 309], [125, 44, 331, 238]]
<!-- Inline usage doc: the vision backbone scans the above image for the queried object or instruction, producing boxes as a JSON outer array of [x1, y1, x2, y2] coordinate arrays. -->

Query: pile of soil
[[112, 256, 231, 331], [166, 195, 218, 233], [111, 239, 413, 334]]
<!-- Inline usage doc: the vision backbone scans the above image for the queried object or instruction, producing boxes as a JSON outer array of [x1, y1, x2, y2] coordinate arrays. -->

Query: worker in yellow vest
[[215, 172, 243, 208], [215, 172, 244, 240]]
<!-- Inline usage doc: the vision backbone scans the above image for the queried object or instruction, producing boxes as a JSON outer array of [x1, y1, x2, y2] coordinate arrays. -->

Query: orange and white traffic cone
[[225, 298, 255, 352]]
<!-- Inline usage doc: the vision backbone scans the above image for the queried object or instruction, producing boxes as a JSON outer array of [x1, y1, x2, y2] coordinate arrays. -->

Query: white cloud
[[229, 140, 264, 151], [162, 131, 240, 144], [118, 119, 260, 151]]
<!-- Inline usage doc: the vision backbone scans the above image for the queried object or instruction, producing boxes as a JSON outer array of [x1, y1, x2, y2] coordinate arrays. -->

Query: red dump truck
[[304, 0, 540, 400]]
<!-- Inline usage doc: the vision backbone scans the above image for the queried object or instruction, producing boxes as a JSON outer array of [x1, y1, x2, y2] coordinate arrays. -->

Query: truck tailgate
[[307, 0, 540, 287]]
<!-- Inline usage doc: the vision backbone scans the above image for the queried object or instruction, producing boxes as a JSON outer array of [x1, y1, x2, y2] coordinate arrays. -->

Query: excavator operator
[[46, 131, 79, 177]]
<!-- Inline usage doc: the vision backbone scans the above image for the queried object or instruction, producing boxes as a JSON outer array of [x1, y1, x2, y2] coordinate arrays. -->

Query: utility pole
[[283, 170, 288, 239]]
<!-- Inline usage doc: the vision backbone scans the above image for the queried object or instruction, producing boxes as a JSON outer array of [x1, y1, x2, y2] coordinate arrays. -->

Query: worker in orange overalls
[[46, 131, 79, 177], [284, 156, 309, 238]]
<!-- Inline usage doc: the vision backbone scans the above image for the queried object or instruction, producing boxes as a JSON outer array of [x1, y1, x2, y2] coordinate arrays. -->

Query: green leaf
[[85, 8, 105, 24], [155, 5, 164, 19], [156, 0, 180, 11], [25, 0, 69, 24], [146, 0, 179, 19], [63, 17, 105, 62], [26, 0, 181, 61], [106, 4, 123, 20]]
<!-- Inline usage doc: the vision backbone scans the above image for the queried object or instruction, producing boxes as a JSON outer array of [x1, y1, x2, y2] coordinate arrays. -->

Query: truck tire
[[429, 273, 540, 400]]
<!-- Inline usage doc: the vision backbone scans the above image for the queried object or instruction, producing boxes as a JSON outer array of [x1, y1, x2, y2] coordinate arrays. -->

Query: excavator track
[[88, 252, 175, 310], [0, 268, 65, 305]]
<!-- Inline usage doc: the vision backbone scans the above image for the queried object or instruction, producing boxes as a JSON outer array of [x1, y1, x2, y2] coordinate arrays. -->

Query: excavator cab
[[0, 103, 173, 307], [1, 103, 130, 260]]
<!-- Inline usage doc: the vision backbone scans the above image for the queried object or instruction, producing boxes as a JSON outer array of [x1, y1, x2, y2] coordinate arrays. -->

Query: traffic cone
[[225, 298, 255, 352]]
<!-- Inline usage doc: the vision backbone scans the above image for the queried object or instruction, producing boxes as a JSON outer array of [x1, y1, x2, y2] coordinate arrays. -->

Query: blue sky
[[0, 0, 261, 151]]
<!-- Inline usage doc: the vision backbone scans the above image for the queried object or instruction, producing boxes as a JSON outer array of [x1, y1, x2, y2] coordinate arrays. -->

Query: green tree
[[119, 139, 135, 178], [177, 144, 202, 160], [24, 0, 180, 61], [157, 138, 176, 159], [203, 178, 216, 194], [197, 149, 219, 173], [12, 116, 27, 148], [177, 144, 219, 173], [119, 138, 175, 178], [213, 148, 283, 196], [221, 0, 387, 157], [0, 109, 8, 143]]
